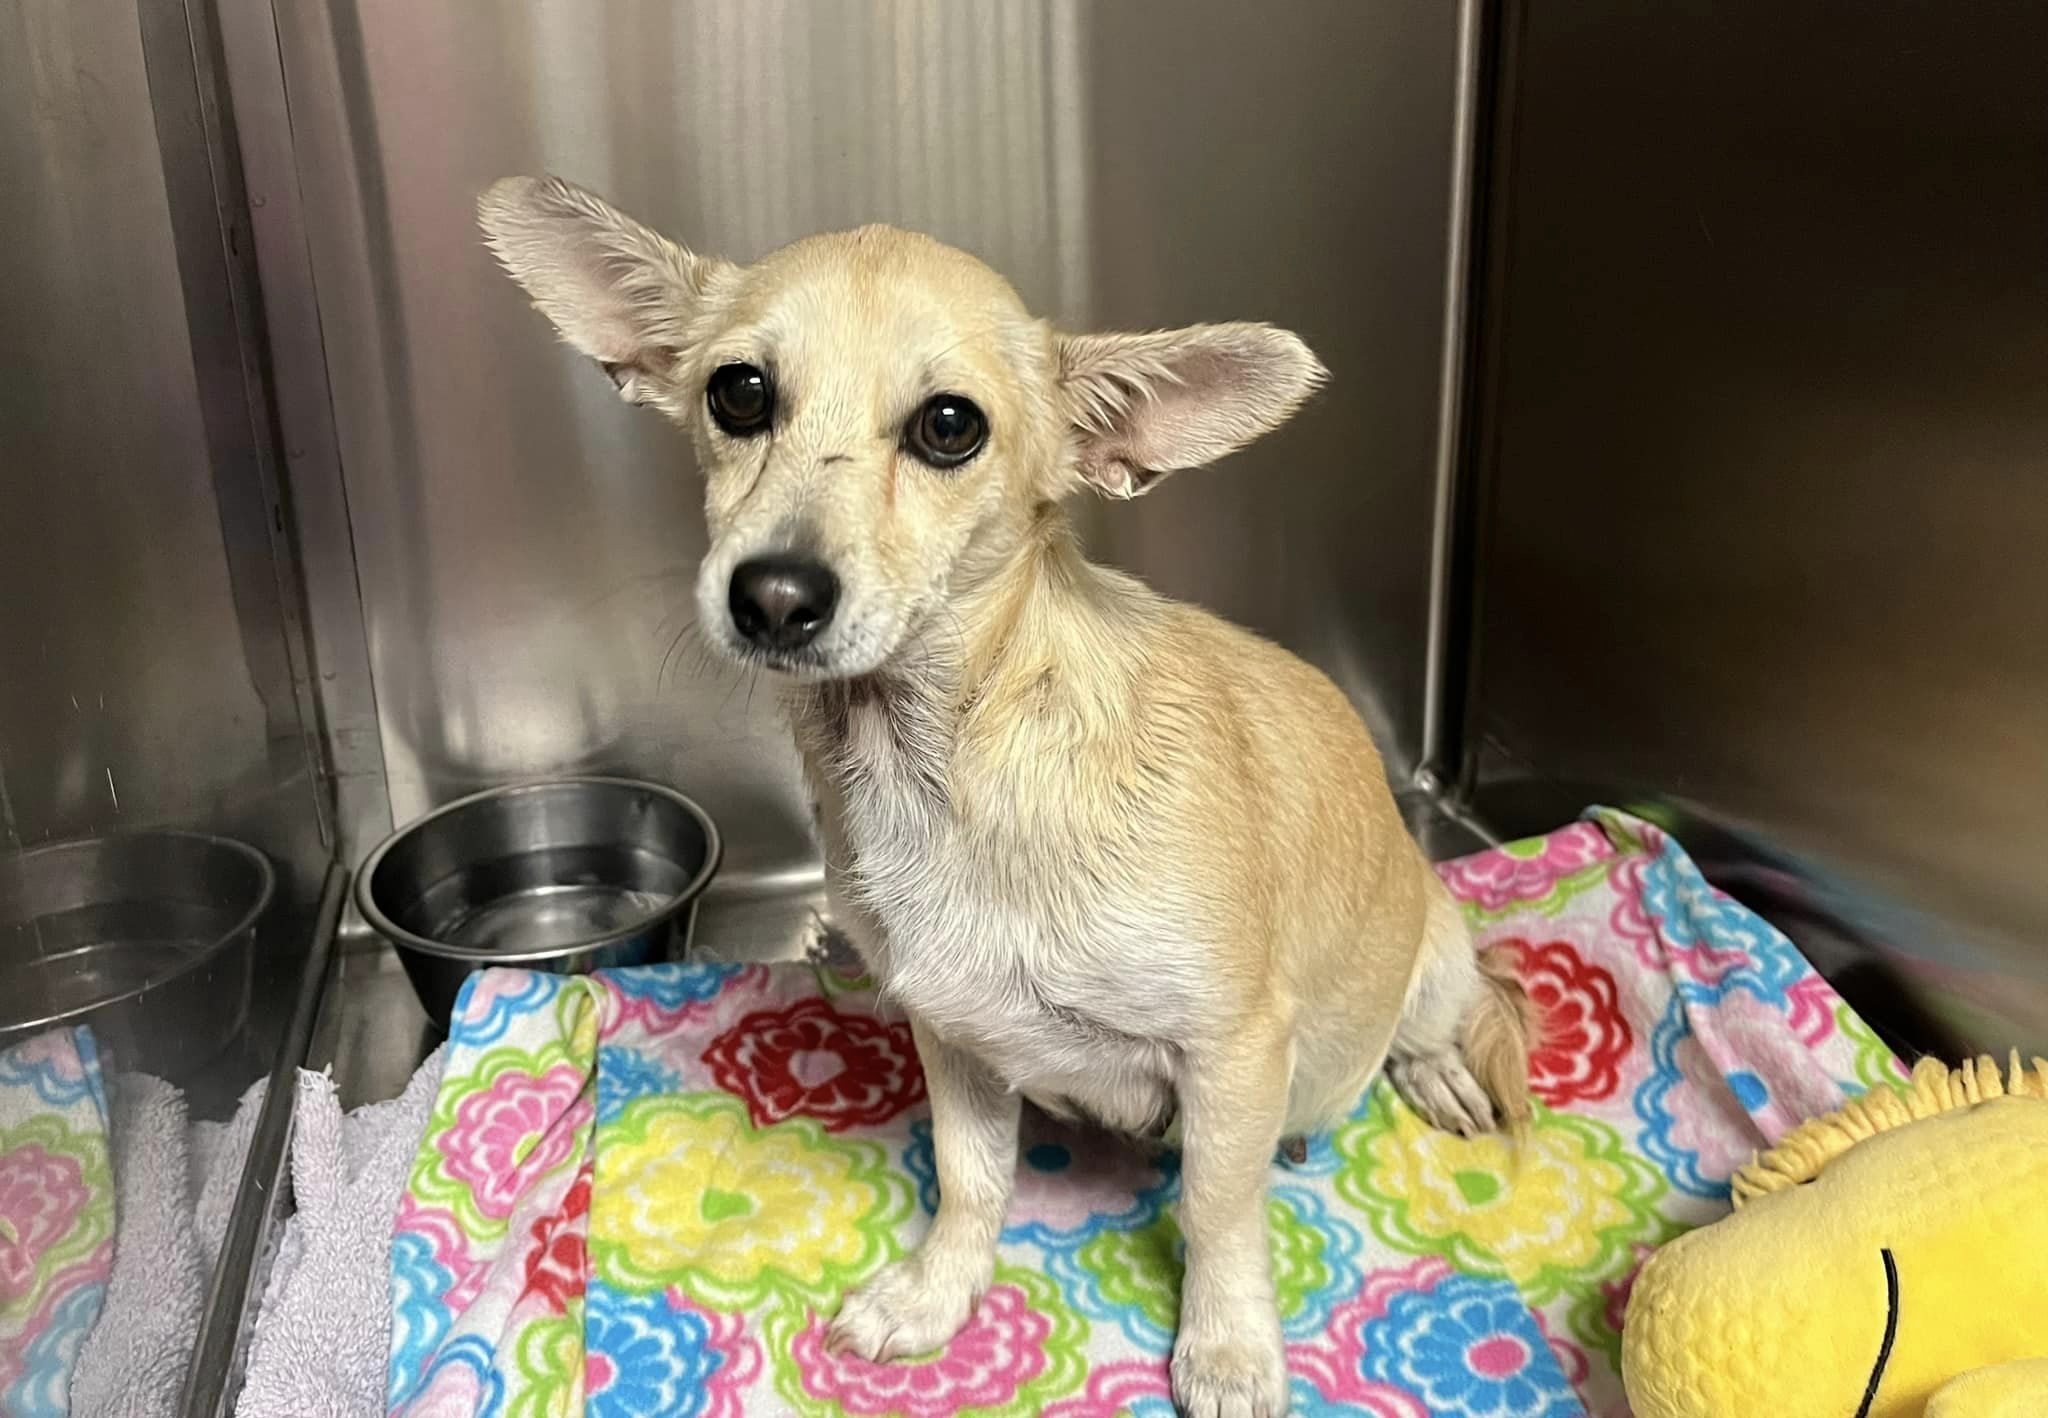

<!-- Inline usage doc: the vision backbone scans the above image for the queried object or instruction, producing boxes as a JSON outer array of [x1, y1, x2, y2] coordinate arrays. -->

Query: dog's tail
[[1464, 944, 1536, 1136]]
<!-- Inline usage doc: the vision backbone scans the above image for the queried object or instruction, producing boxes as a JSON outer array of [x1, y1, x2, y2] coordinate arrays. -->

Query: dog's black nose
[[729, 556, 839, 652]]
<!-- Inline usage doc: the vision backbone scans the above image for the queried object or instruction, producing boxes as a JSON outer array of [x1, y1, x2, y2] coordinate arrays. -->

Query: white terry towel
[[234, 1048, 444, 1418], [71, 1074, 265, 1418], [190, 1079, 268, 1281]]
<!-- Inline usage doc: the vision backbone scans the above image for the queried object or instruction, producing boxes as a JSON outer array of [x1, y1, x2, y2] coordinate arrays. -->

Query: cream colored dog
[[480, 175, 1531, 1418]]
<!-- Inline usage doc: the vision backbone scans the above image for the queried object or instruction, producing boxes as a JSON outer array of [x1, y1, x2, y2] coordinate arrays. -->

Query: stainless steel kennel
[[3, 1, 2043, 1408]]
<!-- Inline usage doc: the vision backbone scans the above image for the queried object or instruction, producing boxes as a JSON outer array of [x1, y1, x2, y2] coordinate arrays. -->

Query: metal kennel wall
[[1446, 1, 2048, 1056], [244, 0, 1472, 873]]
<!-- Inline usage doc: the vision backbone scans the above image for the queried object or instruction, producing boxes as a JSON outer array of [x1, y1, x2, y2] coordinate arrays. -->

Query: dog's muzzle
[[728, 555, 839, 653]]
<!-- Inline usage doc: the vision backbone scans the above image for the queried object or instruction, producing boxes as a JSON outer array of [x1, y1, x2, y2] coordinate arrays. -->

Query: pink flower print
[[1284, 1343, 1433, 1418], [456, 969, 554, 1034], [6, 1032, 89, 1086], [463, 970, 533, 1012], [393, 1194, 486, 1313], [438, 1062, 588, 1221], [791, 1282, 1051, 1417], [1437, 824, 1614, 912], [1784, 974, 1841, 1049], [0, 1143, 90, 1298], [1038, 1360, 1175, 1418], [688, 1302, 762, 1418]]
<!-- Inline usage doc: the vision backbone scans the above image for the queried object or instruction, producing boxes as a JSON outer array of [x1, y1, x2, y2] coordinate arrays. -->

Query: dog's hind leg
[[1386, 886, 1533, 1136], [827, 1019, 1018, 1361]]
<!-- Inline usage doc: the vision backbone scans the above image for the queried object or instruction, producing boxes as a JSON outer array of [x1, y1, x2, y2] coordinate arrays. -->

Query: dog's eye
[[706, 363, 773, 436], [906, 394, 988, 469]]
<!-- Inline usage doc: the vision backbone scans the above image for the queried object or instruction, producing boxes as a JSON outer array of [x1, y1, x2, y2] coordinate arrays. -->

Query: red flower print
[[1602, 1241, 1658, 1339], [1495, 938, 1633, 1106], [521, 1165, 591, 1313], [704, 998, 924, 1132]]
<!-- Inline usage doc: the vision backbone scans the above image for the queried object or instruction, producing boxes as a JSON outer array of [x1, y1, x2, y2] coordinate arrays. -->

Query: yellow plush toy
[[1623, 1055, 2048, 1418]]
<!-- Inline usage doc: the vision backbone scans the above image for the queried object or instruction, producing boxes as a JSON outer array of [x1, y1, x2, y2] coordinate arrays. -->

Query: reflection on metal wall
[[1078, 4, 1462, 766], [0, 0, 330, 1130], [264, 0, 1464, 882], [1, 3, 261, 842], [1464, 3, 2048, 1049], [0, 2, 320, 889]]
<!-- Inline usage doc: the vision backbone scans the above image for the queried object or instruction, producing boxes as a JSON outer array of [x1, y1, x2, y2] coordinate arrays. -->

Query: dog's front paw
[[1171, 1328, 1289, 1418], [826, 1257, 980, 1362]]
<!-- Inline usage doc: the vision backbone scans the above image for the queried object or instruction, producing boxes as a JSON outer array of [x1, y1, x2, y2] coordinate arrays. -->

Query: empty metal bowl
[[356, 777, 721, 1027], [0, 830, 274, 1077]]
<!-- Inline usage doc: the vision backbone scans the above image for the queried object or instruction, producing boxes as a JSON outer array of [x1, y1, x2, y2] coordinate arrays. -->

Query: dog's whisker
[[656, 616, 701, 693], [717, 658, 749, 715], [683, 639, 720, 685]]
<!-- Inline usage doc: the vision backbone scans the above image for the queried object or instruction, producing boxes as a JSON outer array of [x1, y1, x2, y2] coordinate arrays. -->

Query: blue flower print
[[586, 1283, 727, 1418], [1268, 1185, 1367, 1341], [387, 1230, 456, 1405], [1634, 984, 1779, 1201], [604, 962, 741, 1012], [5, 1280, 106, 1417], [1634, 833, 1808, 1006], [596, 1045, 681, 1124], [1358, 1272, 1583, 1418]]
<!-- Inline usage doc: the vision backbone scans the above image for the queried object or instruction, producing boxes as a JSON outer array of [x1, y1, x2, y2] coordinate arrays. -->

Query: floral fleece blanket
[[385, 808, 1904, 1418], [0, 1026, 113, 1416]]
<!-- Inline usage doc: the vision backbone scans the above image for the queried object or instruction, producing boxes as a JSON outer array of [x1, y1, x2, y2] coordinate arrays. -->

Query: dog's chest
[[809, 688, 1180, 1118]]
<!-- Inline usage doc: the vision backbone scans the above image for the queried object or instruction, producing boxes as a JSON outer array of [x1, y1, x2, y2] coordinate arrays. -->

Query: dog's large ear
[[477, 175, 729, 405], [1055, 323, 1327, 498]]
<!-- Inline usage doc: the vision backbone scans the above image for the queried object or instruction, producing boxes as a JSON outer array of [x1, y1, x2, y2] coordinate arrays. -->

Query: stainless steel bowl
[[356, 777, 721, 1027], [0, 831, 274, 1076]]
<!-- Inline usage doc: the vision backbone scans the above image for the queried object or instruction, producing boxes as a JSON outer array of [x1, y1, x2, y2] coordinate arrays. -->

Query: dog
[[479, 175, 1532, 1418]]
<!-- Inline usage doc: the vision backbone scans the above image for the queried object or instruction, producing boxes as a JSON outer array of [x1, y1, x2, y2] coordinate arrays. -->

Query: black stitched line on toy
[[1853, 1248, 1900, 1418]]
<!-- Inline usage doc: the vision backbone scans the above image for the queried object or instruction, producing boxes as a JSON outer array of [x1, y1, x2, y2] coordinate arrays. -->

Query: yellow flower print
[[1334, 1087, 1667, 1303], [590, 1091, 910, 1309]]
